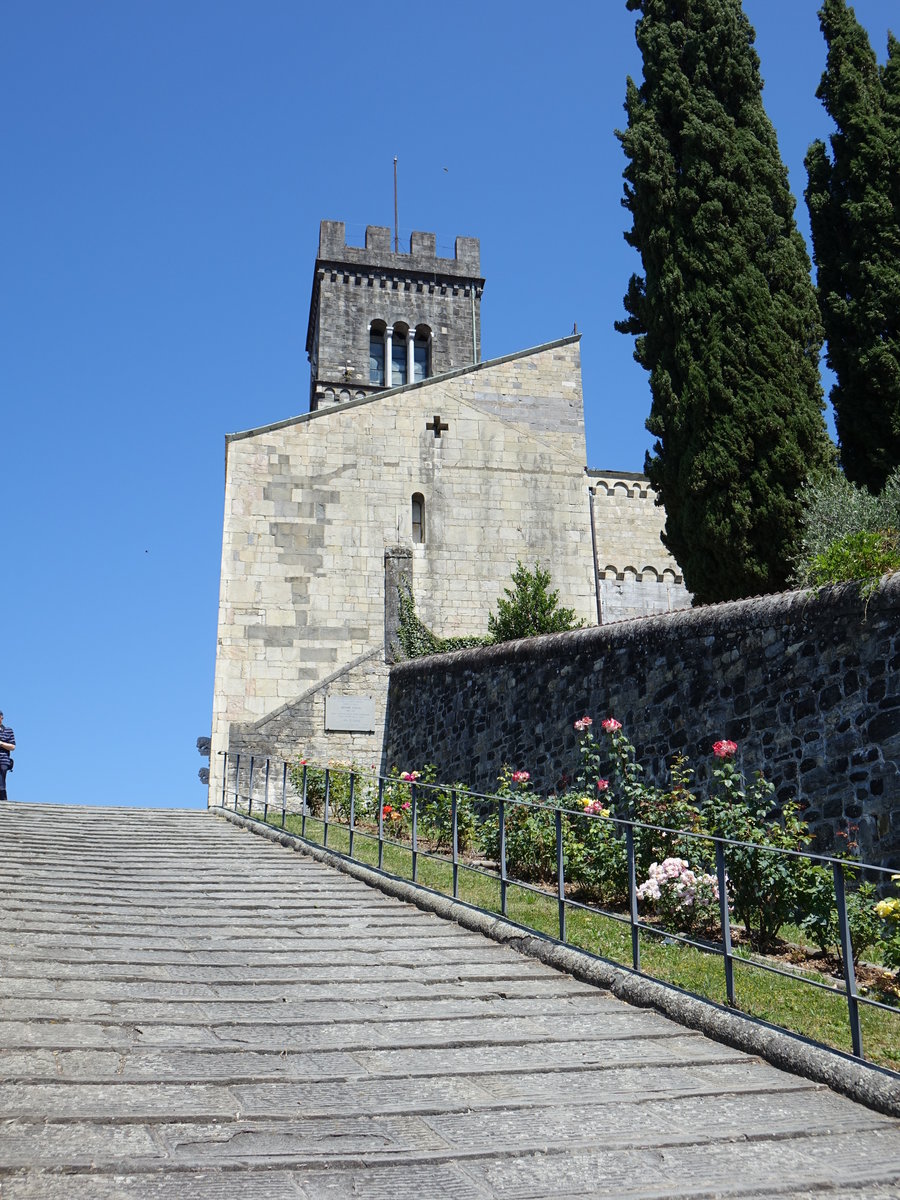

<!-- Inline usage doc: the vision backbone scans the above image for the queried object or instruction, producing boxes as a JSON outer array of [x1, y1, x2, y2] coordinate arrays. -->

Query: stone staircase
[[1, 800, 899, 1198]]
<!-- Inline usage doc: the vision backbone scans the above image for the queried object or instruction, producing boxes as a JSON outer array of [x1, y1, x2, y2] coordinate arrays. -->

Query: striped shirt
[[0, 726, 15, 768]]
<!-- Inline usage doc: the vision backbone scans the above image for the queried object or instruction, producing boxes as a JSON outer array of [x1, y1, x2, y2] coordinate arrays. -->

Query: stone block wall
[[587, 470, 691, 620], [221, 650, 390, 795], [209, 338, 602, 802], [383, 577, 900, 867]]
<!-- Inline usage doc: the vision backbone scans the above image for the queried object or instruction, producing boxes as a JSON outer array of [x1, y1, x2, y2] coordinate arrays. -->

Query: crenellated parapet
[[586, 467, 690, 614], [599, 563, 683, 584], [588, 469, 656, 499], [317, 220, 481, 278]]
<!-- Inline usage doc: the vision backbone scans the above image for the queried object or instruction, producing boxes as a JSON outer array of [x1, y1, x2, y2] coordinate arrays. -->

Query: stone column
[[407, 328, 415, 384], [385, 327, 393, 388], [384, 547, 413, 662]]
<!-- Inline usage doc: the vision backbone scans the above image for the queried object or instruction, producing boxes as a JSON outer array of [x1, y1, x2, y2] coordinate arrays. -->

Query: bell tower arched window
[[369, 321, 386, 385], [413, 326, 431, 383], [392, 324, 408, 386]]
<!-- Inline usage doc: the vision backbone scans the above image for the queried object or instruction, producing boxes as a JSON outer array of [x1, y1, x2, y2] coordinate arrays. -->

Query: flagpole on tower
[[393, 157, 399, 254]]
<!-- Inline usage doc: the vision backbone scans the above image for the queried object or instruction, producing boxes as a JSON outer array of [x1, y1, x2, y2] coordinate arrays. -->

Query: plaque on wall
[[324, 695, 376, 732]]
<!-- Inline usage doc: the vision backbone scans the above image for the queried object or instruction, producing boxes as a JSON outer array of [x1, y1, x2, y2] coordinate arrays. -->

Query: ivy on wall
[[395, 586, 489, 660]]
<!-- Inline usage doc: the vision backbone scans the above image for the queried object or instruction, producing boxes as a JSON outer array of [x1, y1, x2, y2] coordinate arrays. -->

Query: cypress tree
[[617, 0, 833, 604], [805, 1, 900, 494]]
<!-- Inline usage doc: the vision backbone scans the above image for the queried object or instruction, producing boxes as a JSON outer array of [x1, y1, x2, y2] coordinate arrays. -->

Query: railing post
[[556, 807, 566, 943], [451, 789, 459, 899], [377, 776, 385, 870], [626, 824, 640, 972], [280, 761, 287, 829], [301, 765, 308, 838], [348, 771, 356, 859], [220, 752, 228, 809], [833, 861, 863, 1059], [715, 839, 735, 1006], [411, 783, 418, 883], [323, 767, 330, 848], [233, 753, 241, 812], [247, 756, 255, 817], [262, 758, 270, 823], [500, 797, 508, 917]]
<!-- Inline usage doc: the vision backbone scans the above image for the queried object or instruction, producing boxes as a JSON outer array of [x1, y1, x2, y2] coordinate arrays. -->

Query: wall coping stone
[[389, 574, 900, 681], [242, 647, 383, 733]]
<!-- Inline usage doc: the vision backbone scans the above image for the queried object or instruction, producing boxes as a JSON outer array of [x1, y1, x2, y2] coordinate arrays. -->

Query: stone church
[[208, 221, 688, 798]]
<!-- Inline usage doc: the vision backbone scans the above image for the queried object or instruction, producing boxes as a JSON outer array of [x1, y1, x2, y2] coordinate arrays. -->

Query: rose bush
[[636, 857, 721, 938], [877, 881, 900, 975]]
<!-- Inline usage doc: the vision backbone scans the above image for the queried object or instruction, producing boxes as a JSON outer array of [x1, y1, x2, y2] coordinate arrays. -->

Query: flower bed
[[286, 718, 900, 1005]]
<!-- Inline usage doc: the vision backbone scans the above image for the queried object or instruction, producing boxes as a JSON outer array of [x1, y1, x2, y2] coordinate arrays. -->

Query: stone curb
[[213, 806, 900, 1119]]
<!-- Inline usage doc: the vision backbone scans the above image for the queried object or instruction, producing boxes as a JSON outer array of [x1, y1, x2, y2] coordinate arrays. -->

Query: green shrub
[[478, 766, 585, 884], [876, 881, 900, 975], [567, 801, 628, 907], [487, 561, 582, 643], [383, 764, 478, 853], [702, 750, 815, 952], [287, 759, 377, 822], [576, 718, 705, 879], [792, 466, 900, 591], [801, 865, 882, 970], [806, 529, 900, 596]]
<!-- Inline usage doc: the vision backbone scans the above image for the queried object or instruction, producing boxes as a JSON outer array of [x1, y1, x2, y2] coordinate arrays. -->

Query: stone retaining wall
[[383, 577, 900, 867]]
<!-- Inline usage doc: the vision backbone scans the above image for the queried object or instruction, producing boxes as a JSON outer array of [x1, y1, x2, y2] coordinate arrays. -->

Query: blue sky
[[2, 1, 895, 808]]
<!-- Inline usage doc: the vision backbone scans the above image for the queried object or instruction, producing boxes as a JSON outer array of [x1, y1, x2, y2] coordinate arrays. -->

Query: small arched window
[[369, 321, 386, 385], [413, 325, 431, 383], [411, 493, 425, 544]]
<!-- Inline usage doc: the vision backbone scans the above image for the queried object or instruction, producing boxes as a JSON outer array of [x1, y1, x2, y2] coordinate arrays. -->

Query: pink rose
[[574, 716, 593, 732], [712, 740, 738, 758], [401, 770, 420, 782], [511, 770, 530, 784], [601, 718, 622, 732], [596, 778, 609, 791]]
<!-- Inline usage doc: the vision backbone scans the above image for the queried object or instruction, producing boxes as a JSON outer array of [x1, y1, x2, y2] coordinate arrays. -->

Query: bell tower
[[305, 220, 484, 411]]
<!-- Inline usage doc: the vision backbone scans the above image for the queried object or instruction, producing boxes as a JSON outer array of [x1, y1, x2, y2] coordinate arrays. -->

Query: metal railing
[[214, 750, 899, 1073]]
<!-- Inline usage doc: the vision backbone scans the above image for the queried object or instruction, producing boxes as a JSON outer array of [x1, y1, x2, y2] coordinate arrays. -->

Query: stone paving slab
[[0, 1009, 664, 1052], [0, 1093, 890, 1174], [1, 800, 899, 1198]]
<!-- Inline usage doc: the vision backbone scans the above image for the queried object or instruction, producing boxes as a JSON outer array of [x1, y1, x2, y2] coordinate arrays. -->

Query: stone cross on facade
[[426, 414, 449, 438]]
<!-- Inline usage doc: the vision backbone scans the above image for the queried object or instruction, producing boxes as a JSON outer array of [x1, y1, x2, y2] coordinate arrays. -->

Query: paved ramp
[[1, 802, 899, 1198]]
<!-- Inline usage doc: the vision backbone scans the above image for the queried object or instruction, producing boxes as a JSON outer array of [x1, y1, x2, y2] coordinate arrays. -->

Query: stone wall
[[587, 470, 691, 620], [209, 338, 602, 801], [383, 577, 900, 867]]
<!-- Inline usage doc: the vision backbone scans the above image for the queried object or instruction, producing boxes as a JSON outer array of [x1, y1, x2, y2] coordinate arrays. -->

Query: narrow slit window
[[411, 493, 425, 544]]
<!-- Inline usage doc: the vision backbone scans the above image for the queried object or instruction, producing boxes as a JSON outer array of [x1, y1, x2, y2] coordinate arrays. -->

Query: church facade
[[208, 222, 688, 800]]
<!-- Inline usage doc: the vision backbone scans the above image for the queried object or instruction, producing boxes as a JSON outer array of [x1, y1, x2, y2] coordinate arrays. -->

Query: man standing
[[0, 711, 15, 803]]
